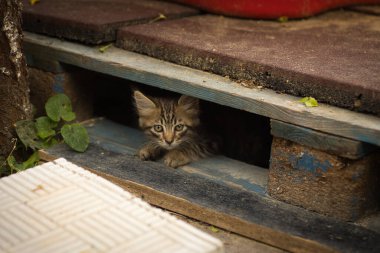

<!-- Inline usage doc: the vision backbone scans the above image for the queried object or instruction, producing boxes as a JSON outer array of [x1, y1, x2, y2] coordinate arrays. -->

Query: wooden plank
[[271, 120, 377, 159], [38, 143, 380, 253], [85, 118, 268, 194], [23, 32, 380, 146]]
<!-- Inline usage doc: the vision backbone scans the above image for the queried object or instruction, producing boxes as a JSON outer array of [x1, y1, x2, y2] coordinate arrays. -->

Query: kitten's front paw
[[164, 151, 191, 168], [138, 148, 152, 161], [138, 145, 161, 161]]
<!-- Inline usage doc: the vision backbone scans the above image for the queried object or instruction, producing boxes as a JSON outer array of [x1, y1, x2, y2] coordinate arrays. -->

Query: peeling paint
[[290, 151, 333, 176], [53, 73, 65, 93]]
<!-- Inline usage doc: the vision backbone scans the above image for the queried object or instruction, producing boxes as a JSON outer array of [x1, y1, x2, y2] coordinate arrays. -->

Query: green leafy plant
[[1, 94, 89, 175]]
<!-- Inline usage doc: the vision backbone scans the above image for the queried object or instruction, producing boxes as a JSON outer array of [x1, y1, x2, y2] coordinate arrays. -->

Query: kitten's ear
[[134, 91, 156, 115], [178, 95, 199, 114]]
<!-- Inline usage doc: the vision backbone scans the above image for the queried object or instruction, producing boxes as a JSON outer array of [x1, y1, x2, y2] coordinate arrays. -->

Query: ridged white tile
[[0, 158, 224, 253]]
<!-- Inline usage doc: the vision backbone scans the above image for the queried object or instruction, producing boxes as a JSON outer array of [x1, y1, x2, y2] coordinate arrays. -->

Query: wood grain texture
[[23, 32, 380, 146], [271, 120, 377, 159], [39, 145, 380, 253]]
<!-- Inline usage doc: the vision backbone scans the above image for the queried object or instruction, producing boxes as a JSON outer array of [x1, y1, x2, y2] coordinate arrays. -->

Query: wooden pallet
[[24, 32, 380, 252]]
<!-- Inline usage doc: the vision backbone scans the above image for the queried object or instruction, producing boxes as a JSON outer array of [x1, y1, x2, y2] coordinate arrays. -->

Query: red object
[[171, 0, 380, 19]]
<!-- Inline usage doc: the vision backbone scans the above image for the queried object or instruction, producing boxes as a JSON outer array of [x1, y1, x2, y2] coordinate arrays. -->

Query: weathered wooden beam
[[23, 32, 380, 146], [271, 119, 377, 159]]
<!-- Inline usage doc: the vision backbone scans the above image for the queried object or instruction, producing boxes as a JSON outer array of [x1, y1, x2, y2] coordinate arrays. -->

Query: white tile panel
[[0, 158, 223, 253]]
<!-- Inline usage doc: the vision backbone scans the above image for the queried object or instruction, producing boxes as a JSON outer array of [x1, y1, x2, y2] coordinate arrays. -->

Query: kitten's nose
[[165, 139, 173, 145]]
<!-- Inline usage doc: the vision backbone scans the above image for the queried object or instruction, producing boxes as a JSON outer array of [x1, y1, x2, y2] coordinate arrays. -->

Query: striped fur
[[134, 91, 218, 168]]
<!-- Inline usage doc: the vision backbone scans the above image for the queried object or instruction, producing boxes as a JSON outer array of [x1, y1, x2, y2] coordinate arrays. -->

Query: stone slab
[[117, 11, 380, 115], [349, 4, 380, 15], [22, 0, 198, 44]]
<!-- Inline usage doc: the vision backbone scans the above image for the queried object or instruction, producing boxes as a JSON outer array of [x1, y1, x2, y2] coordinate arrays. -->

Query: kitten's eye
[[175, 124, 184, 131], [153, 125, 163, 132]]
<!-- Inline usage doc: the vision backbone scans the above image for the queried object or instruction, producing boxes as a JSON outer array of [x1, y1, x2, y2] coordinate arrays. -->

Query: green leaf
[[61, 124, 89, 152], [15, 120, 45, 150], [35, 116, 57, 139], [99, 43, 112, 53], [43, 137, 59, 149], [299, 97, 319, 107], [45, 94, 76, 122], [278, 16, 288, 23], [7, 155, 25, 172], [29, 0, 40, 5], [209, 226, 219, 233], [6, 152, 39, 173], [22, 151, 40, 169], [149, 13, 167, 23]]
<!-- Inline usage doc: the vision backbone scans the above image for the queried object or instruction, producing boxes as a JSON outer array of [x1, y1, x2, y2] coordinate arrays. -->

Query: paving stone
[[348, 4, 380, 15], [22, 0, 199, 44], [117, 11, 380, 115]]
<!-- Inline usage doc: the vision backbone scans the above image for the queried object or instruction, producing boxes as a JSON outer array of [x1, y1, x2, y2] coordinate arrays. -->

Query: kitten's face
[[134, 91, 200, 150]]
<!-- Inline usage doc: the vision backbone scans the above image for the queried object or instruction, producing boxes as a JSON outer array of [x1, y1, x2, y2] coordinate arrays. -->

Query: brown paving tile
[[117, 11, 380, 115], [348, 4, 380, 15], [22, 0, 199, 44]]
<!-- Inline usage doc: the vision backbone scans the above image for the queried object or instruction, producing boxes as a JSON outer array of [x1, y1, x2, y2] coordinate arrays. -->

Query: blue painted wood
[[84, 118, 268, 195], [183, 156, 267, 195], [271, 119, 376, 159], [23, 32, 380, 146], [85, 118, 146, 154]]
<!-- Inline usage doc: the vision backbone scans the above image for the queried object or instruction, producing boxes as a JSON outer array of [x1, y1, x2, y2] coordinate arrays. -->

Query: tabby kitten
[[133, 90, 218, 168]]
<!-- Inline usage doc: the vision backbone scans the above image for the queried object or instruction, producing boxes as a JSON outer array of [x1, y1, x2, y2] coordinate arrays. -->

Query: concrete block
[[28, 67, 93, 121], [268, 137, 380, 221]]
